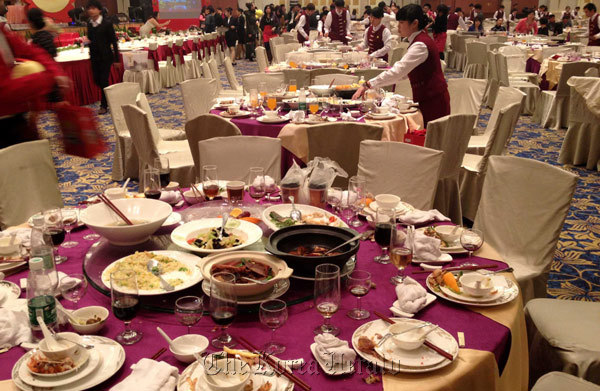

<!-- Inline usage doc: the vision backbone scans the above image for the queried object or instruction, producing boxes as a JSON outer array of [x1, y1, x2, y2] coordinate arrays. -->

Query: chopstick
[[235, 336, 311, 391], [373, 311, 454, 361], [328, 78, 336, 88], [98, 194, 133, 225], [151, 347, 166, 360], [412, 264, 498, 274]]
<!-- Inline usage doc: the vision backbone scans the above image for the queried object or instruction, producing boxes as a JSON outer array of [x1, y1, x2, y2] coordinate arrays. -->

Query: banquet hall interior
[[0, 0, 599, 390]]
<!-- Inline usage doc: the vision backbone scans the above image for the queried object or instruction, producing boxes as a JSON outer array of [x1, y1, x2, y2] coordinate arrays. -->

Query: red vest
[[589, 13, 600, 46], [407, 31, 448, 103], [366, 24, 388, 61], [496, 10, 504, 19], [329, 9, 348, 44], [297, 13, 311, 43], [447, 13, 459, 29]]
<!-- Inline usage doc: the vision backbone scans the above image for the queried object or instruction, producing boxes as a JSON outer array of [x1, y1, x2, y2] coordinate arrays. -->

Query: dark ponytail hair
[[27, 8, 46, 30], [396, 4, 427, 30]]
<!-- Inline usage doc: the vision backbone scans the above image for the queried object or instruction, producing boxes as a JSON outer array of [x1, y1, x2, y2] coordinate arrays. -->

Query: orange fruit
[[240, 217, 261, 225], [229, 208, 243, 218]]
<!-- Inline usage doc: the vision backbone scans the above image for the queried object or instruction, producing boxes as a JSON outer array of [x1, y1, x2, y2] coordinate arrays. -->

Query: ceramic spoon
[[147, 259, 175, 291]]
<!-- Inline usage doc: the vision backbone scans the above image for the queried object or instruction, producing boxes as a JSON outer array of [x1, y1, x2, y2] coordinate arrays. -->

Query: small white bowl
[[375, 194, 401, 209], [39, 332, 80, 360], [389, 323, 427, 351], [170, 334, 209, 363], [104, 187, 126, 200], [69, 306, 109, 334], [203, 355, 251, 391], [376, 106, 390, 114], [183, 190, 203, 204], [460, 273, 494, 297], [433, 225, 462, 243]]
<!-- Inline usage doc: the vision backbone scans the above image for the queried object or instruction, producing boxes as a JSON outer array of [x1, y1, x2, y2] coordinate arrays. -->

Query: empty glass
[[175, 296, 204, 334], [327, 186, 342, 214], [313, 263, 341, 336], [248, 167, 265, 203], [209, 272, 237, 348], [348, 175, 366, 227], [61, 207, 79, 248], [59, 274, 87, 307], [259, 299, 288, 354], [346, 270, 371, 320]]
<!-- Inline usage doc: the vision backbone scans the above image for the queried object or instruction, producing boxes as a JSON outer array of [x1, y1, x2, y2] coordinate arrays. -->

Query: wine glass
[[110, 269, 142, 345], [249, 89, 259, 117], [59, 273, 88, 308], [289, 79, 297, 92], [143, 166, 161, 199], [202, 165, 219, 200], [309, 102, 319, 116], [248, 167, 266, 203], [258, 82, 267, 108], [348, 175, 366, 228], [259, 299, 288, 354], [321, 98, 331, 117], [327, 186, 342, 214], [390, 230, 412, 284], [61, 207, 79, 248], [209, 272, 237, 348], [460, 228, 484, 264], [175, 296, 204, 334], [43, 208, 66, 264], [346, 270, 371, 320], [313, 263, 341, 336], [267, 96, 277, 112], [374, 207, 395, 264], [154, 156, 170, 189]]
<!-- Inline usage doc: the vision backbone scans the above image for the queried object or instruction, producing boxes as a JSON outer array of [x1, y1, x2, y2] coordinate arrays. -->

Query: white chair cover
[[122, 104, 195, 186], [531, 372, 600, 391], [135, 92, 186, 142], [173, 38, 186, 84], [242, 72, 285, 94], [485, 50, 500, 108], [308, 123, 384, 188], [158, 40, 178, 88], [181, 78, 218, 122], [496, 52, 539, 115], [0, 140, 63, 229], [388, 46, 406, 66], [207, 58, 223, 91], [498, 45, 528, 72], [308, 68, 346, 84], [282, 68, 311, 89], [584, 67, 599, 77], [198, 136, 282, 182], [312, 73, 358, 85], [122, 46, 160, 94], [474, 156, 577, 303], [425, 114, 477, 223], [463, 41, 488, 79], [223, 57, 242, 91], [184, 37, 202, 79], [185, 114, 242, 176], [448, 78, 486, 119], [256, 46, 269, 72], [526, 300, 600, 387], [201, 61, 212, 79], [358, 140, 443, 210]]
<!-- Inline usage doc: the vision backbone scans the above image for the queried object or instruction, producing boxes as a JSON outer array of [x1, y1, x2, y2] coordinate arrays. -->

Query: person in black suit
[[85, 0, 119, 114]]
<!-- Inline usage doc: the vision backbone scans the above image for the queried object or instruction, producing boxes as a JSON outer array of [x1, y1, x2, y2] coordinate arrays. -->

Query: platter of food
[[171, 218, 263, 254], [18, 349, 99, 387], [262, 204, 347, 231], [200, 278, 290, 305]]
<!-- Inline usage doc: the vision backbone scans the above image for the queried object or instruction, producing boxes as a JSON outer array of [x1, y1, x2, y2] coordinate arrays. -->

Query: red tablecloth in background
[[55, 33, 81, 47], [61, 60, 124, 106]]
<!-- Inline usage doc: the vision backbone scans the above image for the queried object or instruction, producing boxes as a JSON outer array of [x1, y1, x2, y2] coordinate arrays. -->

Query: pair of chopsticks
[[235, 336, 311, 391], [150, 347, 166, 360], [373, 311, 454, 361], [412, 264, 498, 274], [98, 194, 133, 225]]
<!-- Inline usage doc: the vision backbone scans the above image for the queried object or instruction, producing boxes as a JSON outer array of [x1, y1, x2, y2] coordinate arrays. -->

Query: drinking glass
[[327, 186, 342, 214], [210, 272, 237, 348], [289, 79, 297, 92], [280, 181, 300, 204], [249, 89, 259, 116], [248, 167, 265, 203], [154, 156, 170, 189], [59, 273, 87, 307], [348, 175, 366, 227], [61, 207, 79, 248], [346, 270, 371, 320], [175, 296, 204, 334], [267, 96, 277, 111], [374, 207, 395, 264], [309, 102, 319, 115], [313, 263, 341, 336], [258, 82, 267, 103], [259, 299, 288, 354], [110, 269, 142, 345], [143, 166, 161, 199], [43, 208, 66, 264], [226, 180, 245, 205], [390, 230, 412, 284], [460, 228, 484, 263], [202, 165, 219, 200]]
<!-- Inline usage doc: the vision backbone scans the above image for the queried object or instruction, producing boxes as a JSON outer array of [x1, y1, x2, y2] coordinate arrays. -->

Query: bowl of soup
[[80, 198, 172, 245]]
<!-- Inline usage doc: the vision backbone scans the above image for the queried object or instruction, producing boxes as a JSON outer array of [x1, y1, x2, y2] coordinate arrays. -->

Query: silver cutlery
[[146, 259, 175, 291]]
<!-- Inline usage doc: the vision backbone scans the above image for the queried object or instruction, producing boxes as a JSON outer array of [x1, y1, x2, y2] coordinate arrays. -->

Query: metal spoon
[[218, 213, 229, 240], [240, 276, 268, 285], [146, 259, 175, 291], [49, 331, 95, 350], [289, 196, 302, 222], [323, 232, 364, 255]]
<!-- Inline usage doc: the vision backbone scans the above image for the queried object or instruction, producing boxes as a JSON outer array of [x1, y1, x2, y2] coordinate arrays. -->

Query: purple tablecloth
[[1, 196, 512, 390]]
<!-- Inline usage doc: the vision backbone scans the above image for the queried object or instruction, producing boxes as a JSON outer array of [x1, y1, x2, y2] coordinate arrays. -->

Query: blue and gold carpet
[[35, 60, 599, 301]]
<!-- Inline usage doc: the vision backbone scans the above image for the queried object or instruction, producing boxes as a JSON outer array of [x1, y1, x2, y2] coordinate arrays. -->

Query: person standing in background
[[324, 0, 351, 44], [0, 3, 9, 28], [139, 11, 170, 37], [260, 5, 278, 61], [493, 5, 505, 20], [296, 3, 316, 44], [244, 3, 257, 61], [288, 4, 301, 30], [85, 0, 119, 115], [584, 3, 600, 46], [224, 8, 237, 64], [432, 4, 448, 59], [574, 6, 581, 19], [356, 7, 391, 61], [204, 6, 215, 33], [561, 6, 573, 21], [215, 8, 224, 31], [235, 8, 245, 61], [467, 3, 475, 20], [507, 8, 518, 30]]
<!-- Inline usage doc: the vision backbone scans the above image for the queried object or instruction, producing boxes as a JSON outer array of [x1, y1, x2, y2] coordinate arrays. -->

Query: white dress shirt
[[90, 15, 103, 27], [369, 30, 428, 89], [324, 9, 351, 36], [458, 15, 468, 30], [358, 23, 392, 58], [382, 12, 395, 30], [296, 14, 309, 39]]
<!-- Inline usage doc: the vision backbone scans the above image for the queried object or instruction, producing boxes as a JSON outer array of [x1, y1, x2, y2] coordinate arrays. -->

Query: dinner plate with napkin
[[408, 230, 453, 264], [390, 276, 436, 318], [111, 358, 178, 391], [398, 209, 450, 225], [310, 334, 356, 375]]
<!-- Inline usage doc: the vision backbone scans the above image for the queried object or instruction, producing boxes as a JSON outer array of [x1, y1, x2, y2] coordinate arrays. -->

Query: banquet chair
[[307, 123, 384, 188], [256, 46, 269, 72], [448, 78, 486, 123], [312, 73, 358, 86], [487, 43, 505, 52], [184, 37, 202, 80], [534, 62, 600, 130], [207, 58, 223, 91], [485, 51, 500, 108], [584, 67, 599, 77], [201, 61, 212, 79], [223, 57, 242, 92], [474, 156, 577, 304], [122, 48, 160, 94], [425, 114, 477, 223], [0, 140, 63, 230], [180, 78, 219, 122], [242, 72, 285, 94], [531, 372, 600, 391], [283, 68, 311, 89], [358, 141, 443, 210], [282, 33, 298, 44], [453, 35, 470, 71], [197, 136, 281, 182], [173, 38, 187, 84], [122, 104, 195, 186], [394, 79, 413, 99], [497, 46, 538, 82], [525, 300, 600, 387], [459, 100, 523, 221], [135, 92, 186, 141], [353, 69, 385, 81], [309, 68, 347, 84], [496, 53, 539, 115], [158, 40, 178, 88], [388, 43, 408, 66], [463, 41, 488, 79]]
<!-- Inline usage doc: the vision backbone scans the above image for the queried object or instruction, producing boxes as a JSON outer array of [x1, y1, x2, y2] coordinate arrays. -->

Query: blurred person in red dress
[[515, 9, 538, 34], [0, 25, 70, 148], [353, 4, 449, 126]]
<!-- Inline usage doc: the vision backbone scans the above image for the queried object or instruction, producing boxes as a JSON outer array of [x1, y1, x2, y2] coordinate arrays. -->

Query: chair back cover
[[223, 57, 241, 90], [283, 68, 311, 88], [201, 61, 212, 79], [242, 72, 285, 94], [135, 92, 162, 146], [479, 101, 523, 172], [448, 78, 486, 117], [466, 41, 488, 65], [122, 104, 159, 167], [486, 86, 525, 135], [307, 123, 383, 187], [309, 68, 346, 84], [584, 67, 599, 77], [207, 58, 223, 90], [105, 82, 141, 136], [0, 140, 63, 229], [353, 68, 385, 81], [394, 79, 413, 98], [555, 61, 600, 98], [181, 78, 218, 122], [312, 73, 358, 85], [474, 155, 577, 301], [198, 136, 282, 182], [256, 46, 269, 72], [358, 140, 443, 210]]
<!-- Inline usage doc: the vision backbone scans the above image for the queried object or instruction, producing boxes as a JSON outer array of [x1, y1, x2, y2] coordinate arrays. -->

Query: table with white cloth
[[538, 56, 600, 90]]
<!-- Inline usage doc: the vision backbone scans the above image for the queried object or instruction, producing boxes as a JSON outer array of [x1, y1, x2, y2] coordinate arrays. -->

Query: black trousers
[[245, 32, 256, 60], [0, 113, 39, 149], [91, 60, 112, 109]]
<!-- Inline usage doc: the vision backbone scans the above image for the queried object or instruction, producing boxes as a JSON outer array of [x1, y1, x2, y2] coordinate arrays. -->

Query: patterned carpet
[[35, 60, 599, 301]]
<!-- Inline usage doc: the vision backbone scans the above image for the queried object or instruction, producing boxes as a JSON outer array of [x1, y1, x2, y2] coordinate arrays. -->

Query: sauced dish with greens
[[210, 258, 275, 284], [187, 228, 247, 250]]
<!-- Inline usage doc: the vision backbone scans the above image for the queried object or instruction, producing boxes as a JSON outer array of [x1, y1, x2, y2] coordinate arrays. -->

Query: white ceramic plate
[[366, 200, 415, 216], [310, 343, 354, 376], [201, 278, 289, 305], [256, 115, 290, 124], [100, 250, 203, 295], [171, 218, 263, 254], [12, 336, 125, 391], [219, 110, 251, 118], [399, 108, 418, 114], [415, 227, 467, 254], [27, 347, 90, 378], [20, 349, 98, 387], [162, 212, 182, 227], [390, 293, 437, 318], [426, 273, 519, 307], [262, 204, 347, 231], [366, 113, 396, 120], [351, 318, 458, 373], [0, 280, 20, 305]]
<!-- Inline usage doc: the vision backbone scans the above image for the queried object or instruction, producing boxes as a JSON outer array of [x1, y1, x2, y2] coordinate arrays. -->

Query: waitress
[[353, 4, 449, 126], [260, 5, 279, 61]]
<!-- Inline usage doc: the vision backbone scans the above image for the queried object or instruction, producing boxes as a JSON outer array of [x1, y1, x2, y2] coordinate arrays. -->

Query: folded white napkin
[[409, 231, 451, 262], [314, 334, 356, 367], [111, 358, 178, 391], [159, 191, 183, 206], [340, 112, 354, 121], [0, 228, 31, 248], [327, 189, 357, 207], [0, 300, 32, 351], [252, 175, 276, 191], [399, 209, 450, 225], [394, 277, 428, 315]]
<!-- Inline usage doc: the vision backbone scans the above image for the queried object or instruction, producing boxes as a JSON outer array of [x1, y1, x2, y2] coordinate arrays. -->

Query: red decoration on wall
[[24, 0, 74, 23]]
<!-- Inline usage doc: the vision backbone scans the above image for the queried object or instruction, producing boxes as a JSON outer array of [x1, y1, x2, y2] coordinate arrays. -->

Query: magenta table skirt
[[61, 59, 124, 106], [1, 194, 512, 390]]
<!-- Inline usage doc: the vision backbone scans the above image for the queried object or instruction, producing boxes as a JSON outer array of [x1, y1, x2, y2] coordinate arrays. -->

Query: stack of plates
[[11, 336, 125, 391]]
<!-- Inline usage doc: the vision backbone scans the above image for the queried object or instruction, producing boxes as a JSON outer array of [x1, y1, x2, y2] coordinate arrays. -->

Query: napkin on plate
[[313, 334, 356, 367], [111, 358, 178, 391], [393, 277, 428, 315], [398, 209, 450, 225], [409, 231, 452, 262], [159, 191, 183, 207], [0, 300, 32, 351], [0, 228, 31, 248]]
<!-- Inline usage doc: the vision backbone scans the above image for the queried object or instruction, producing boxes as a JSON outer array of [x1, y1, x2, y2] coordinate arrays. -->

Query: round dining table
[[0, 193, 527, 391]]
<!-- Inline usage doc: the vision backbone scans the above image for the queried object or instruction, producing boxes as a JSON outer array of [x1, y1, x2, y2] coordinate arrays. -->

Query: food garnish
[[363, 374, 381, 384], [187, 228, 243, 250], [27, 351, 75, 374]]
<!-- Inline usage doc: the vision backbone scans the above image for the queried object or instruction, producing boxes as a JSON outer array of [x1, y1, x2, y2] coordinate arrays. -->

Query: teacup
[[227, 104, 240, 115], [264, 110, 279, 119], [376, 106, 390, 114], [398, 103, 410, 111], [105, 187, 126, 200]]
